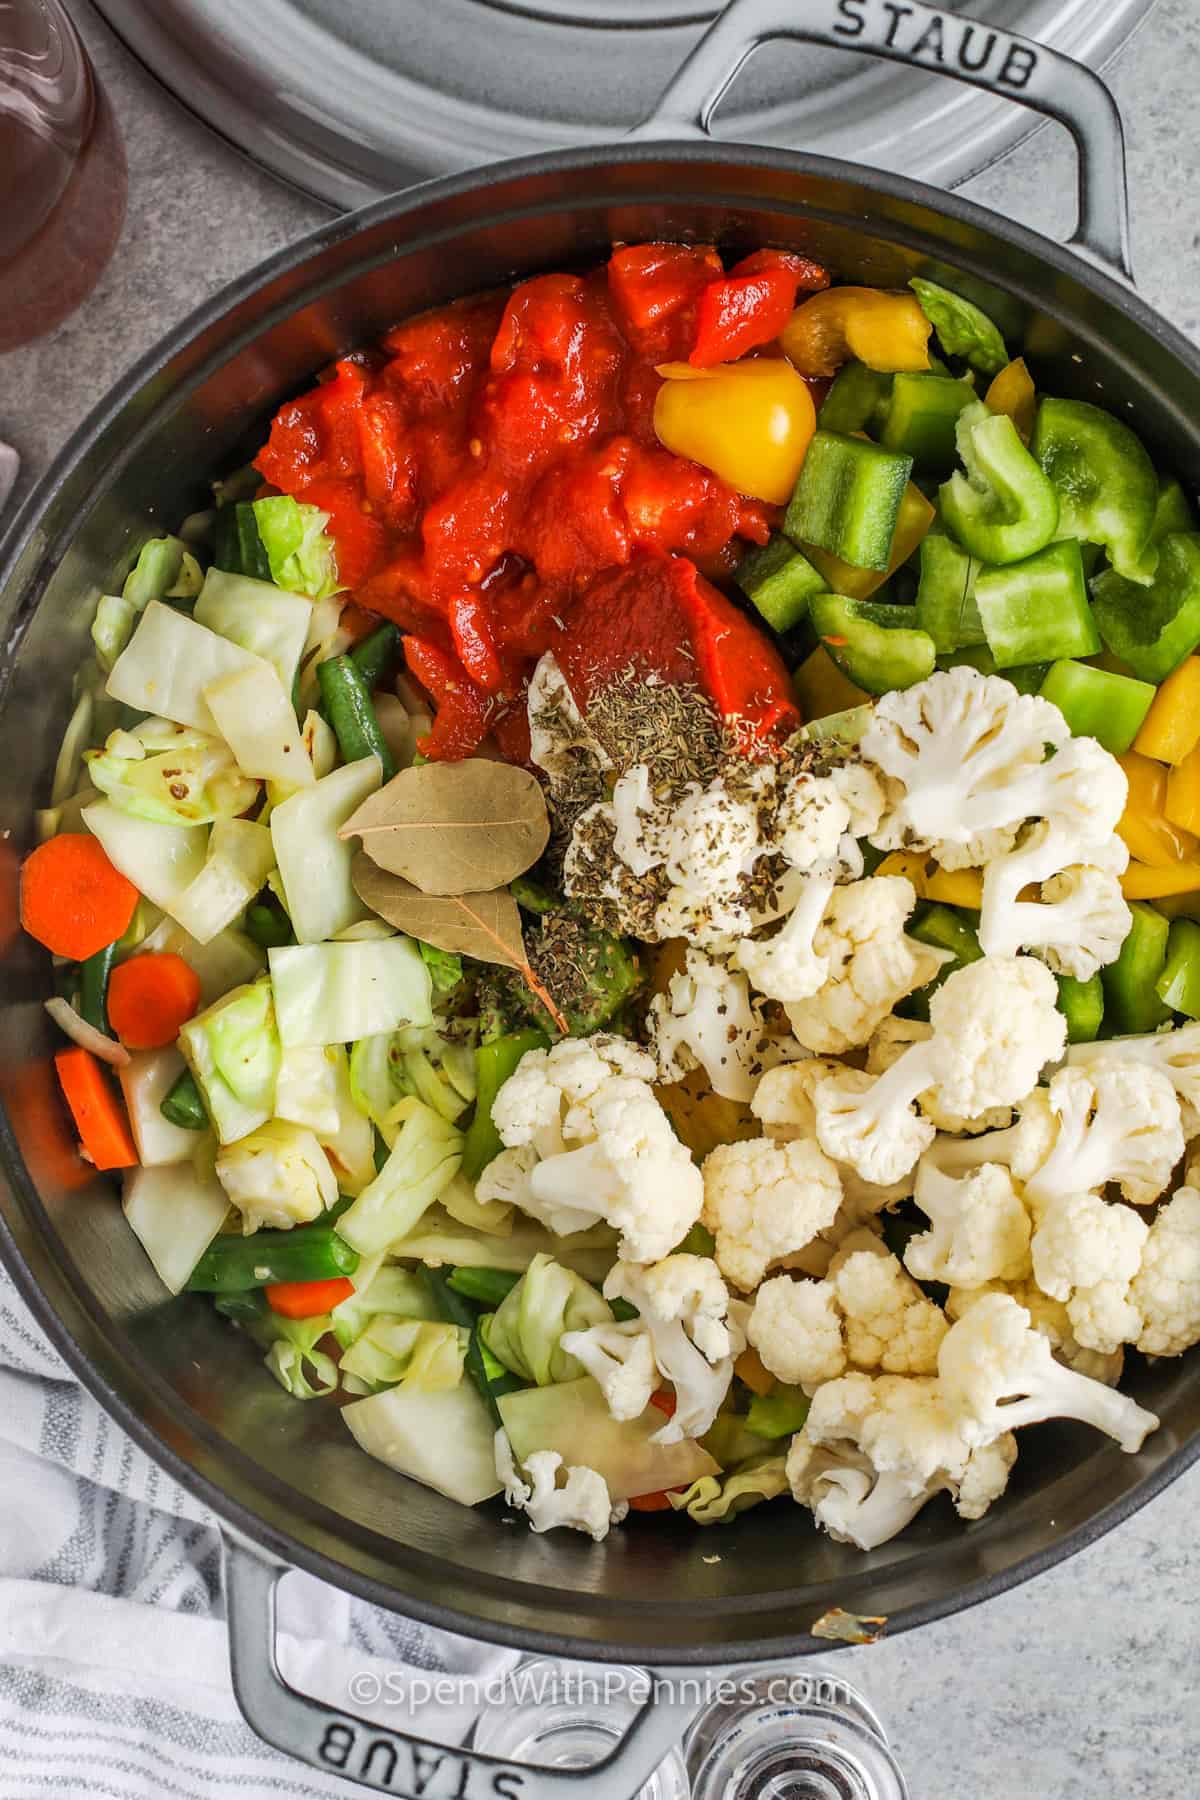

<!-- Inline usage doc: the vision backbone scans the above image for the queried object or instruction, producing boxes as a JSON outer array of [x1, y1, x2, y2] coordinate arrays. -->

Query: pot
[[2, 1, 1199, 1794]]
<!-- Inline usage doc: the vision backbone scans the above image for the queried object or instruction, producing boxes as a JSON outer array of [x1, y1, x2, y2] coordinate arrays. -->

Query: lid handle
[[222, 1532, 703, 1799], [633, 0, 1133, 284]]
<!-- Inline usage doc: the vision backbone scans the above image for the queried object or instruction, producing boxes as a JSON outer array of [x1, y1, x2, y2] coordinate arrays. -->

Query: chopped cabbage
[[50, 686, 95, 807], [274, 1044, 341, 1136], [118, 1047, 206, 1166], [82, 800, 208, 914], [336, 1100, 463, 1256], [243, 1308, 339, 1399], [440, 1171, 513, 1236], [178, 980, 280, 1144], [318, 1044, 376, 1196], [481, 1254, 612, 1385], [388, 1205, 617, 1286], [251, 496, 341, 601], [350, 1025, 473, 1133], [497, 1378, 718, 1503], [667, 1453, 790, 1524], [193, 567, 314, 698], [86, 718, 259, 826], [171, 819, 276, 945], [106, 601, 272, 735], [269, 756, 381, 945], [340, 1318, 468, 1396], [122, 1162, 229, 1293], [343, 1381, 502, 1506], [138, 917, 265, 1004], [93, 536, 199, 671], [204, 661, 314, 788], [330, 1265, 439, 1349], [268, 938, 432, 1048]]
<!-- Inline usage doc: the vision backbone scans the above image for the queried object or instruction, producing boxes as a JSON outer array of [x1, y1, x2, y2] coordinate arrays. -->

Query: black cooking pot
[[3, 1, 1199, 1794]]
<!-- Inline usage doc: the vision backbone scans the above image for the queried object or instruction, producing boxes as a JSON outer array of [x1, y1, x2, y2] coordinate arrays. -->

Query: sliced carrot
[[20, 834, 138, 961], [265, 1277, 356, 1319], [107, 953, 202, 1049], [54, 1047, 137, 1171], [627, 1490, 675, 1513], [649, 1387, 677, 1418]]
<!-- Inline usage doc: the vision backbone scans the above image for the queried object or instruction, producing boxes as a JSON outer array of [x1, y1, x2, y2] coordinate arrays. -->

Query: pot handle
[[222, 1533, 701, 1799], [633, 0, 1133, 284]]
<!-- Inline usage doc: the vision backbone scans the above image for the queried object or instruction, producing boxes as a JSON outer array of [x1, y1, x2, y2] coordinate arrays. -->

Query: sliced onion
[[45, 997, 131, 1068]]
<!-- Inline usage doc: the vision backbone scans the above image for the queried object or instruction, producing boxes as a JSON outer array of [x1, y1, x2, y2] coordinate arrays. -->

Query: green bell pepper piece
[[974, 539, 1099, 668], [1091, 533, 1200, 683], [817, 360, 892, 434], [1032, 397, 1159, 583], [904, 903, 981, 1020], [878, 372, 976, 473], [1150, 478, 1198, 542], [1156, 919, 1200, 1019], [909, 278, 1009, 376], [461, 1027, 549, 1181], [936, 644, 1049, 694], [785, 431, 913, 571], [674, 1221, 717, 1258], [809, 592, 935, 696], [735, 536, 825, 632], [940, 403, 1059, 565], [915, 531, 984, 653], [1056, 973, 1105, 1044], [1101, 903, 1172, 1035], [798, 704, 875, 748], [1037, 659, 1155, 755], [745, 1386, 811, 1440]]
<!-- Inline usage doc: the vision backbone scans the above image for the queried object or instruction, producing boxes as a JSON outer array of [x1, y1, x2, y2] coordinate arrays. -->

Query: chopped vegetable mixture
[[25, 244, 1200, 1551]]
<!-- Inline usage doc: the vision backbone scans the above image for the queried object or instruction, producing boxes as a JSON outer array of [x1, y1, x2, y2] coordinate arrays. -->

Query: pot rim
[[4, 136, 1200, 1662]]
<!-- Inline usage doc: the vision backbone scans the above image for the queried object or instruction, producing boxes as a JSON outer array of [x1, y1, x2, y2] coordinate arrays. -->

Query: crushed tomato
[[255, 242, 822, 758]]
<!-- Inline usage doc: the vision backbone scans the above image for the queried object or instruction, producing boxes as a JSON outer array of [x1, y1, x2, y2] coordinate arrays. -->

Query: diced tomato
[[619, 441, 773, 563], [649, 1387, 677, 1418], [680, 566, 801, 746], [607, 242, 722, 360], [729, 246, 830, 289], [518, 439, 632, 586], [295, 476, 388, 589], [447, 589, 506, 692], [690, 250, 829, 368], [402, 636, 496, 760], [381, 292, 506, 411]]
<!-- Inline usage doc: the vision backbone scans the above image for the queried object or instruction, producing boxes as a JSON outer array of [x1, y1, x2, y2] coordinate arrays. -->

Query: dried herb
[[341, 759, 550, 895], [352, 854, 568, 1033], [587, 669, 724, 796]]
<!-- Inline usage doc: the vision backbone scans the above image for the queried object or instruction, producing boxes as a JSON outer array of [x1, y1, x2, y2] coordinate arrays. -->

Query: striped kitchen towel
[[0, 1261, 515, 1798]]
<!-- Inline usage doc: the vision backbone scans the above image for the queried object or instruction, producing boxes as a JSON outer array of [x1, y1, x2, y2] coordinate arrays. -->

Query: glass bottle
[[472, 1656, 909, 1799], [0, 0, 127, 352]]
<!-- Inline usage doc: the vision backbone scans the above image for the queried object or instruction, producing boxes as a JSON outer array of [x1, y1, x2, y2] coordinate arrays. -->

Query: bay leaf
[[340, 759, 550, 896], [352, 854, 527, 969]]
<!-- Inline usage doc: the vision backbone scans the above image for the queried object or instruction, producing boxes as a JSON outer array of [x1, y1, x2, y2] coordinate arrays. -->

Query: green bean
[[447, 1266, 522, 1308], [461, 1029, 549, 1180], [317, 655, 397, 781], [245, 899, 293, 949], [421, 1268, 525, 1421], [349, 622, 401, 691], [160, 1068, 208, 1131], [185, 1222, 359, 1293], [78, 943, 116, 1036]]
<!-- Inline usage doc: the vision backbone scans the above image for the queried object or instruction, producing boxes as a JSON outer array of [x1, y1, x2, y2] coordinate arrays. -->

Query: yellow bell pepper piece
[[653, 358, 816, 504], [793, 645, 871, 721], [984, 357, 1037, 443], [1166, 742, 1200, 837], [805, 482, 937, 601], [1117, 751, 1200, 867], [1133, 657, 1200, 764], [873, 851, 932, 893], [1152, 891, 1200, 920], [780, 288, 932, 379], [923, 866, 985, 908], [1122, 861, 1200, 899]]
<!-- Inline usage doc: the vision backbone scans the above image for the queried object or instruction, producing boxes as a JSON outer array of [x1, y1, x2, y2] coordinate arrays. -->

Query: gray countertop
[[2, 3, 1199, 1794]]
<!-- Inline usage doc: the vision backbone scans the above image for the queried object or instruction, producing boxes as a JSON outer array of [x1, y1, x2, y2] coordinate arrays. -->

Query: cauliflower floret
[[747, 1274, 847, 1390], [526, 651, 612, 790], [937, 1292, 1159, 1452], [701, 1136, 842, 1291], [906, 1160, 1032, 1289], [772, 770, 850, 870], [862, 665, 1072, 870], [829, 1244, 947, 1375], [980, 864, 1131, 980], [734, 872, 836, 1005], [783, 876, 949, 1053], [1021, 1061, 1184, 1209], [555, 1319, 659, 1421], [490, 1034, 702, 1262], [867, 1015, 1011, 1134], [926, 953, 1066, 1122], [829, 761, 887, 839], [1070, 1023, 1200, 1138], [648, 949, 772, 1102], [494, 1433, 625, 1542], [814, 1064, 937, 1190], [787, 1370, 1016, 1549], [1129, 1185, 1200, 1356], [1031, 1190, 1149, 1303], [215, 1120, 337, 1233], [594, 1255, 742, 1444], [476, 1143, 601, 1238], [946, 1279, 1125, 1386]]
